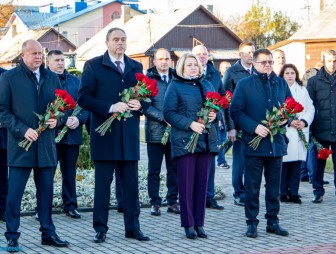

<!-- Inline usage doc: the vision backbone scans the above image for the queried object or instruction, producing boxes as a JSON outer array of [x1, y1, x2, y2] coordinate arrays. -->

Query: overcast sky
[[12, 0, 334, 25]]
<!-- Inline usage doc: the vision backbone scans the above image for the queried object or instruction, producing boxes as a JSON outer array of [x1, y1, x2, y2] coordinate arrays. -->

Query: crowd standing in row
[[0, 26, 335, 252]]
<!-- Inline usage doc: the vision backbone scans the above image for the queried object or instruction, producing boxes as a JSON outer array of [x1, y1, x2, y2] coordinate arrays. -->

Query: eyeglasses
[[255, 61, 274, 66]]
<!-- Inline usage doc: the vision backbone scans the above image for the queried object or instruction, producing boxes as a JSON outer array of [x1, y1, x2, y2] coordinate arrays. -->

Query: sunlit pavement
[[0, 143, 335, 253]]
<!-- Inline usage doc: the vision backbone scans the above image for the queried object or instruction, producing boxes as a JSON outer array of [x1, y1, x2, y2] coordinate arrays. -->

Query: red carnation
[[317, 148, 332, 160], [293, 103, 304, 113], [284, 97, 296, 109]]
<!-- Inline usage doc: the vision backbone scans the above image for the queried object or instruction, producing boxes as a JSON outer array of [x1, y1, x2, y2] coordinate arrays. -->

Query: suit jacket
[[0, 61, 63, 167], [78, 51, 143, 161]]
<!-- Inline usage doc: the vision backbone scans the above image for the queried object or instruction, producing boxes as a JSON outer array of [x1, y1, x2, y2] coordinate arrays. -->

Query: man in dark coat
[[230, 48, 291, 238], [223, 41, 255, 207], [0, 67, 7, 223], [144, 48, 179, 216], [78, 27, 150, 243], [192, 45, 225, 210], [0, 40, 69, 250], [47, 50, 89, 218], [307, 49, 336, 203]]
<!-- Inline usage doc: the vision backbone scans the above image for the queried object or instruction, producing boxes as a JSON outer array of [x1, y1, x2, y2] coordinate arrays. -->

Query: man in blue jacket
[[223, 41, 255, 207], [192, 45, 225, 210], [47, 50, 89, 218], [0, 67, 7, 223], [78, 27, 149, 243], [230, 48, 291, 238], [0, 40, 69, 250]]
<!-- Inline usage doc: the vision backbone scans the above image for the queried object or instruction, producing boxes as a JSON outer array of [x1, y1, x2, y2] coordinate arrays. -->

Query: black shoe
[[266, 223, 289, 236], [65, 209, 81, 219], [117, 207, 124, 213], [280, 195, 290, 202], [206, 199, 224, 210], [125, 230, 150, 241], [300, 176, 309, 182], [234, 197, 245, 206], [150, 205, 161, 216], [7, 239, 19, 253], [323, 180, 330, 184], [93, 232, 106, 243], [167, 204, 180, 214], [312, 195, 323, 203], [184, 227, 197, 239], [245, 225, 258, 238], [41, 235, 70, 247], [194, 227, 207, 238], [288, 195, 302, 204]]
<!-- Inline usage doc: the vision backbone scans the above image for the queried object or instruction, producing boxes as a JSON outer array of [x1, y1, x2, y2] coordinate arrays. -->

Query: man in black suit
[[144, 48, 179, 216], [78, 27, 150, 243], [47, 50, 89, 219], [0, 67, 7, 223], [0, 40, 69, 250]]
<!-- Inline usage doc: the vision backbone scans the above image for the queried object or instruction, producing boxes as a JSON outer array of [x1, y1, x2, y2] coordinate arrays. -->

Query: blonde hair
[[176, 53, 203, 78]]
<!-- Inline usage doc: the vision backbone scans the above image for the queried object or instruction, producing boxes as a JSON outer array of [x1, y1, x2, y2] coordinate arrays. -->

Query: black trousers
[[281, 161, 302, 197], [56, 144, 80, 211], [5, 167, 56, 240], [244, 156, 282, 226], [93, 161, 140, 233], [147, 143, 178, 206], [0, 149, 8, 215]]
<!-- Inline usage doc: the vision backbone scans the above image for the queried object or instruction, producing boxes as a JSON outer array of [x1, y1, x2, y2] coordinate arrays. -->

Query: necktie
[[162, 75, 167, 83], [115, 61, 123, 74], [34, 72, 39, 82], [247, 69, 251, 75]]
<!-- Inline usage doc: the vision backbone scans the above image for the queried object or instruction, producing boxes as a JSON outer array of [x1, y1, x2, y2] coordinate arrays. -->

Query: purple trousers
[[176, 153, 212, 227]]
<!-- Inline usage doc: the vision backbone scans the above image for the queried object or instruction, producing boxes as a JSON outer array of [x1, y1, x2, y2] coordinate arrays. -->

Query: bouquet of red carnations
[[19, 89, 76, 151], [95, 73, 158, 136], [311, 136, 332, 160], [55, 104, 82, 143], [249, 97, 304, 150], [184, 91, 229, 153]]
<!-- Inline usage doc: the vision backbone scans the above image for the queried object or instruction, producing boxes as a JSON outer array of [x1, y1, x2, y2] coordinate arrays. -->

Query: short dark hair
[[253, 48, 272, 61], [279, 63, 303, 86], [47, 49, 63, 58], [106, 27, 126, 41], [238, 41, 255, 52]]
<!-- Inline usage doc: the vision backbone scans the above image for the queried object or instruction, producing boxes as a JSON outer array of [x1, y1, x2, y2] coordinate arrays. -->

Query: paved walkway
[[1, 143, 336, 253]]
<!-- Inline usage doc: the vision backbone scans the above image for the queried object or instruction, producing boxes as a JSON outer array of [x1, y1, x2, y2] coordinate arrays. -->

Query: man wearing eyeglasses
[[230, 48, 291, 238], [223, 41, 255, 207]]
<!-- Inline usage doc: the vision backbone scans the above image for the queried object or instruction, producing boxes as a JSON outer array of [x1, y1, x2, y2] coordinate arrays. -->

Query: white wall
[[277, 42, 306, 78]]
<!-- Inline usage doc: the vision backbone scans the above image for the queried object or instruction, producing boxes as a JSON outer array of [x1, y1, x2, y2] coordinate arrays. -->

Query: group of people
[[0, 25, 335, 252]]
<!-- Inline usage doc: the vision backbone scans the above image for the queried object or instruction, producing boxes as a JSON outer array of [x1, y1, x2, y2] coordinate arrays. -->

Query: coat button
[[270, 151, 272, 154]]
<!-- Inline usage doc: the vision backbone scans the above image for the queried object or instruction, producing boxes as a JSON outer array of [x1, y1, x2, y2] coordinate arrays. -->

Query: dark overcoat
[[78, 51, 143, 161], [307, 67, 336, 142], [230, 71, 291, 157], [0, 67, 7, 150], [163, 73, 218, 159], [0, 61, 63, 167]]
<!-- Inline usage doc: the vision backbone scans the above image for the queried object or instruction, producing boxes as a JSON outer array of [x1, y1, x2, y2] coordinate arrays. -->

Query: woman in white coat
[[279, 64, 315, 204]]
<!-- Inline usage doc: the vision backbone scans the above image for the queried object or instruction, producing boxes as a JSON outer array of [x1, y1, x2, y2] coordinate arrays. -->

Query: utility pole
[[303, 0, 312, 24]]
